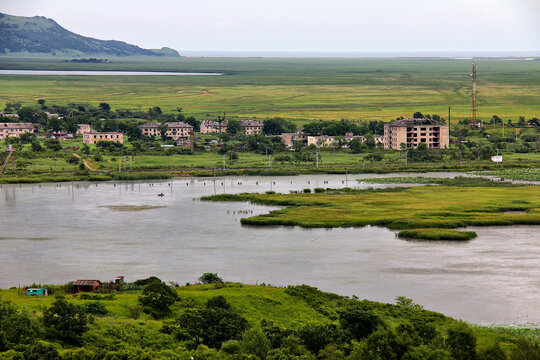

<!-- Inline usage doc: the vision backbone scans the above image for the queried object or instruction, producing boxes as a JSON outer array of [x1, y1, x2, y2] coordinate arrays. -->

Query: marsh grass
[[397, 228, 477, 241], [102, 205, 166, 212]]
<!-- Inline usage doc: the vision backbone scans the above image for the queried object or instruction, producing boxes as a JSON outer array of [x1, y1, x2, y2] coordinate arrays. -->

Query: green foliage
[[338, 307, 380, 341], [240, 327, 271, 359], [446, 322, 477, 360], [42, 297, 89, 345], [199, 273, 223, 284], [81, 302, 108, 316], [176, 296, 249, 349], [138, 281, 178, 319], [510, 339, 540, 360]]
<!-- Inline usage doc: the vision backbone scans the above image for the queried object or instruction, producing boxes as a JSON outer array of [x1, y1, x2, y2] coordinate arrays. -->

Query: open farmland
[[1, 57, 539, 125]]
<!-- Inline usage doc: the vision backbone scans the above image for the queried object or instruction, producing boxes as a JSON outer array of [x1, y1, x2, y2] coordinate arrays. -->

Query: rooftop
[[387, 118, 446, 127], [0, 122, 34, 129]]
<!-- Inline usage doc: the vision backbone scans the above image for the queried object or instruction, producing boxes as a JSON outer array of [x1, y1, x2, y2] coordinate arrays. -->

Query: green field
[[1, 57, 539, 124]]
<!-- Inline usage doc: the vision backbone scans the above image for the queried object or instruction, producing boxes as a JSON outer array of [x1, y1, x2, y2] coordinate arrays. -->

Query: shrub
[[446, 323, 477, 360], [199, 273, 223, 284], [314, 187, 325, 193], [303, 188, 311, 193], [81, 302, 108, 316], [138, 281, 178, 319], [42, 297, 89, 345], [338, 307, 381, 341]]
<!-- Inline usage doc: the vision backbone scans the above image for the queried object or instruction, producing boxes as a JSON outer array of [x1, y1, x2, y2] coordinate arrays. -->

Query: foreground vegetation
[[202, 178, 540, 240], [0, 276, 538, 359]]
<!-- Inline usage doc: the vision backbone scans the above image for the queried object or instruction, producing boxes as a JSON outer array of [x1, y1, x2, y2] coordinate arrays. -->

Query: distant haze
[[2, 0, 539, 55]]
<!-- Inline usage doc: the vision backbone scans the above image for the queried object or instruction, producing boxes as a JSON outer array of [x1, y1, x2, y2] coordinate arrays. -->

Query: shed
[[73, 280, 101, 293], [114, 276, 125, 284], [26, 288, 48, 296]]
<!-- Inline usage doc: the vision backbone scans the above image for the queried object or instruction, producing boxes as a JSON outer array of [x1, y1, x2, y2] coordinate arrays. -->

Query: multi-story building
[[77, 124, 91, 134], [0, 123, 36, 140], [241, 120, 264, 135], [139, 122, 193, 140], [384, 118, 449, 150], [200, 120, 228, 134], [83, 132, 124, 144]]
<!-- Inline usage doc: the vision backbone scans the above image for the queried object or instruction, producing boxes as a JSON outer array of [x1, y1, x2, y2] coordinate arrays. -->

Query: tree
[[149, 106, 162, 118], [199, 273, 223, 284], [338, 307, 380, 341], [158, 123, 169, 141], [24, 342, 62, 360], [477, 342, 507, 360], [185, 116, 200, 132], [395, 296, 423, 310], [297, 324, 351, 355], [31, 141, 43, 152], [43, 297, 89, 344], [240, 327, 270, 359], [138, 280, 178, 319], [99, 102, 111, 112], [227, 119, 240, 135], [176, 296, 249, 349], [47, 117, 64, 133], [263, 117, 296, 135], [44, 138, 62, 151], [413, 112, 424, 119], [445, 323, 476, 360], [4, 102, 21, 113]]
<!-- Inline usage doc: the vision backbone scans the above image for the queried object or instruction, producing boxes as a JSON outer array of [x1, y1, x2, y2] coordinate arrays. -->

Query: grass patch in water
[[102, 205, 166, 211], [397, 228, 477, 241]]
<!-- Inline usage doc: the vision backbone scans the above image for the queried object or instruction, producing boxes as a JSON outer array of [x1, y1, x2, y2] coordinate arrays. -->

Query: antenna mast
[[471, 62, 479, 127]]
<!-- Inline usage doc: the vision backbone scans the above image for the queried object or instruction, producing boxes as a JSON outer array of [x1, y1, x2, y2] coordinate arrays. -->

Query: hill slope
[[0, 12, 180, 57]]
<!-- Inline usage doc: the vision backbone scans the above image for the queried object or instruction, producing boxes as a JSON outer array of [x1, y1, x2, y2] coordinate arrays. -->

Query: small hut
[[73, 280, 101, 293]]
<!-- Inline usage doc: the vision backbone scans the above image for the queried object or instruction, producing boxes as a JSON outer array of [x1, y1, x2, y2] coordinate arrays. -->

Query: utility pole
[[316, 152, 319, 169], [471, 62, 479, 127], [130, 156, 133, 171], [268, 154, 272, 168], [502, 123, 505, 137]]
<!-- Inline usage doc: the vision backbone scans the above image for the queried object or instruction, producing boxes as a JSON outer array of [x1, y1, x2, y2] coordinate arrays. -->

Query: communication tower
[[471, 62, 480, 127]]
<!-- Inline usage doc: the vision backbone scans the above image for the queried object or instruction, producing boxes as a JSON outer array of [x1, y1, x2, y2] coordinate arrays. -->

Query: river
[[0, 173, 538, 325], [0, 70, 223, 76]]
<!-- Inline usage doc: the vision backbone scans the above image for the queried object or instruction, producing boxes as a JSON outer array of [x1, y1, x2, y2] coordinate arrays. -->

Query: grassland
[[0, 282, 537, 359], [1, 57, 539, 124], [202, 181, 540, 239]]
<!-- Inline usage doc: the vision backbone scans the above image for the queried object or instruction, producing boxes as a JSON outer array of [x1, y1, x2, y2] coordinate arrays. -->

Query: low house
[[83, 132, 124, 144], [373, 134, 384, 145], [26, 288, 48, 296], [45, 111, 62, 119], [73, 280, 101, 293], [307, 135, 336, 147], [77, 124, 91, 134], [281, 130, 308, 147], [114, 276, 125, 284], [0, 122, 36, 140], [0, 113, 20, 119], [241, 120, 264, 135], [139, 122, 193, 140], [200, 120, 228, 134]]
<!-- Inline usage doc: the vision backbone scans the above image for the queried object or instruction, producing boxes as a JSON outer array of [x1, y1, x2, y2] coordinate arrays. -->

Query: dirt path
[[74, 153, 96, 171]]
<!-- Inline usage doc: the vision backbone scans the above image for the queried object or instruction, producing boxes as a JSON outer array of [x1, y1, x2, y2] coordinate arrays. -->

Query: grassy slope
[[202, 185, 540, 232], [0, 57, 539, 123], [1, 283, 536, 356]]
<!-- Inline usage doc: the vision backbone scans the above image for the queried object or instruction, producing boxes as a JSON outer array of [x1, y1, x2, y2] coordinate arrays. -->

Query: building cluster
[[383, 118, 449, 150], [281, 130, 384, 148], [139, 122, 194, 140], [200, 120, 264, 135]]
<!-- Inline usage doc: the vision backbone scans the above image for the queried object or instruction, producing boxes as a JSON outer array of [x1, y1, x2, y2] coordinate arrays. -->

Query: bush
[[303, 188, 311, 193], [314, 187, 325, 193], [338, 307, 381, 341], [199, 273, 223, 284], [446, 323, 477, 360], [66, 155, 79, 164], [42, 297, 89, 345], [138, 281, 178, 319], [81, 302, 108, 316]]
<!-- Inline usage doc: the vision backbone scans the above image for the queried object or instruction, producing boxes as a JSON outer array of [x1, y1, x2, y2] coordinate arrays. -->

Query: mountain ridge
[[0, 12, 180, 57]]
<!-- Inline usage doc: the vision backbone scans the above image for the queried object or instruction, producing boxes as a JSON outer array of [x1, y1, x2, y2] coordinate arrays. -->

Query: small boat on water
[[158, 193, 165, 197]]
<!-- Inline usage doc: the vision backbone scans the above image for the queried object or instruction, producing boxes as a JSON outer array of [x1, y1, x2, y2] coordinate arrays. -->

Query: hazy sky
[[2, 0, 539, 53]]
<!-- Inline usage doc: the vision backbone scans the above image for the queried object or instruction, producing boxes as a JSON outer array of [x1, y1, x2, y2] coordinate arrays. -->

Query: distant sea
[[180, 50, 540, 58]]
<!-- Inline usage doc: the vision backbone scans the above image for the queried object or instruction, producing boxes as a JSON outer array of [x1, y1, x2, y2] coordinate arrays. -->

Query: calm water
[[0, 70, 223, 76], [0, 173, 538, 325]]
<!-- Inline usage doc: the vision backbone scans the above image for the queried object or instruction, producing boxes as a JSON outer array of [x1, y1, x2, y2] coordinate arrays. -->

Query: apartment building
[[384, 118, 449, 150]]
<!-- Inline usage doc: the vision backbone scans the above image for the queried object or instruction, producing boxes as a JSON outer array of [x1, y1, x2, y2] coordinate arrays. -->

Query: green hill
[[0, 12, 180, 57], [0, 281, 537, 359]]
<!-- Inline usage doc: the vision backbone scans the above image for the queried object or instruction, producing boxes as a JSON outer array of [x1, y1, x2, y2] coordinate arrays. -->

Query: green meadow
[[1, 57, 539, 124], [203, 180, 540, 239]]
